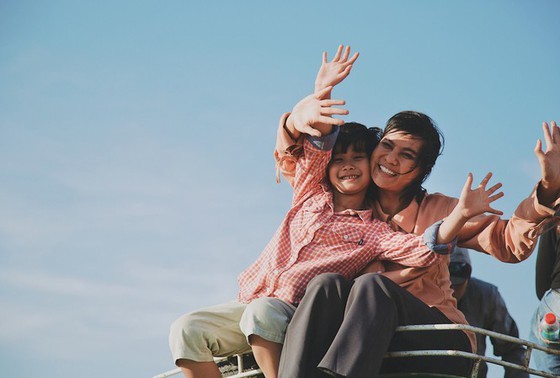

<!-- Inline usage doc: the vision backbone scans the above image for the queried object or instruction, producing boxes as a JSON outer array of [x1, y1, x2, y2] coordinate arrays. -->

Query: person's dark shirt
[[535, 226, 560, 300], [458, 277, 529, 378]]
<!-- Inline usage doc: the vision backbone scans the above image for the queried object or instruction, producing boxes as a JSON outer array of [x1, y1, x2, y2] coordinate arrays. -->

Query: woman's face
[[370, 130, 424, 194]]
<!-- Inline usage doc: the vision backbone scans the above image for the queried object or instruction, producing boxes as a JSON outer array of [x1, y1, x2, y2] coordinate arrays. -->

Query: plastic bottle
[[540, 312, 560, 341]]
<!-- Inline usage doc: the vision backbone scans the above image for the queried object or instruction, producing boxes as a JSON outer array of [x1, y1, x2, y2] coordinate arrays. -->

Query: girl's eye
[[332, 158, 343, 163], [402, 153, 415, 160]]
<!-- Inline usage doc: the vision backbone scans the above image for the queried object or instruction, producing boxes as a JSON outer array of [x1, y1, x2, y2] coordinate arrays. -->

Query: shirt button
[[344, 235, 349, 240], [273, 269, 279, 274]]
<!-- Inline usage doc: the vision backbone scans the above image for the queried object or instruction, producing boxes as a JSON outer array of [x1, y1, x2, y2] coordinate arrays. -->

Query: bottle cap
[[544, 312, 557, 324]]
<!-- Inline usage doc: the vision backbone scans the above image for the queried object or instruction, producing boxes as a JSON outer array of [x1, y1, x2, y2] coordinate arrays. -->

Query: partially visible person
[[529, 224, 560, 374], [168, 88, 496, 378], [449, 247, 529, 378], [275, 46, 560, 378]]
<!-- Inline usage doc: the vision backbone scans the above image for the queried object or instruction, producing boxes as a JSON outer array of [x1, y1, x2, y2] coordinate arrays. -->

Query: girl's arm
[[283, 87, 348, 139]]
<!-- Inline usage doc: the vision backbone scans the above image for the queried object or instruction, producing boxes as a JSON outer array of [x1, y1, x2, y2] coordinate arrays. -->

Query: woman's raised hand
[[314, 45, 359, 97], [456, 172, 504, 219]]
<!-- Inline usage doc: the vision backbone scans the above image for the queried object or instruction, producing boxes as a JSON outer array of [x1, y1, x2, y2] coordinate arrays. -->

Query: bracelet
[[283, 120, 298, 142]]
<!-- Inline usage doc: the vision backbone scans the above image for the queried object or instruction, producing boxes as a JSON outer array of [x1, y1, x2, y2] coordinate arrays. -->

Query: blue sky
[[1, 1, 559, 377]]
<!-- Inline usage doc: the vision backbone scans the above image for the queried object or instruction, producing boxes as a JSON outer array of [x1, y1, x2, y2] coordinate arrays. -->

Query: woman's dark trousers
[[278, 273, 472, 378]]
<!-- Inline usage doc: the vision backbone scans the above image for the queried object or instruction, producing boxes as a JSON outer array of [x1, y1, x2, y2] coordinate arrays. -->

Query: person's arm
[[274, 46, 359, 183], [373, 172, 504, 264], [535, 227, 559, 299], [483, 285, 530, 378], [283, 86, 348, 139], [275, 88, 348, 186], [454, 122, 560, 262], [534, 121, 560, 207], [314, 45, 359, 99], [436, 172, 504, 245]]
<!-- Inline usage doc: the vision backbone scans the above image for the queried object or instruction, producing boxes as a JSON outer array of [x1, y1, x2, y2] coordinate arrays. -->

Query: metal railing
[[153, 324, 560, 378], [152, 353, 262, 378]]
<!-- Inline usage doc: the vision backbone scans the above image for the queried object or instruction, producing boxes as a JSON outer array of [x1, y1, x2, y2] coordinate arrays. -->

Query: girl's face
[[328, 145, 371, 196], [369, 130, 424, 195]]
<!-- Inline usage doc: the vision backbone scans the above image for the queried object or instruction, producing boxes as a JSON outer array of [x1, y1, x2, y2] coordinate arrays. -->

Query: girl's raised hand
[[289, 86, 349, 137]]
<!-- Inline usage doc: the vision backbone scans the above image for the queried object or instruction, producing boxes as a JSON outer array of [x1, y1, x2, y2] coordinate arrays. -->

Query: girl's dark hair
[[328, 122, 383, 199], [383, 111, 445, 205], [333, 122, 383, 157]]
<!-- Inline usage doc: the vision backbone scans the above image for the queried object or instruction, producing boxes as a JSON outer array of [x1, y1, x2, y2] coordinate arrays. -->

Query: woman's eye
[[402, 153, 415, 160]]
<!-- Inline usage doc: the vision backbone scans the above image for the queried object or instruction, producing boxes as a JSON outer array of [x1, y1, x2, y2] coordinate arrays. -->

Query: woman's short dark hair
[[383, 111, 445, 204]]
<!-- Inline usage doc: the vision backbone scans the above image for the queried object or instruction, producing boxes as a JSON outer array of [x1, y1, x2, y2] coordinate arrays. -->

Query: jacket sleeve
[[291, 130, 339, 206], [274, 112, 302, 186], [535, 226, 560, 299], [433, 187, 560, 263], [484, 285, 529, 378]]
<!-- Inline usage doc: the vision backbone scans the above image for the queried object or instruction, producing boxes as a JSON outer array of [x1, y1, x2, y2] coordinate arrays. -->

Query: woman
[[274, 46, 560, 377]]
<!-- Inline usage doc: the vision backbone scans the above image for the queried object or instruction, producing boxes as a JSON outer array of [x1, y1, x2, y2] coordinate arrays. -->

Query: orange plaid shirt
[[237, 134, 442, 305]]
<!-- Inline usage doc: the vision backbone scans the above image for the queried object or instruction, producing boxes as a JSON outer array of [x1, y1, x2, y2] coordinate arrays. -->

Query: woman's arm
[[437, 172, 504, 244], [314, 45, 359, 98]]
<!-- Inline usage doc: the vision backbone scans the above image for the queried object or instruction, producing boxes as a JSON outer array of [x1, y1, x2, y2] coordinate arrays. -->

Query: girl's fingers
[[319, 98, 345, 106], [299, 124, 321, 137], [320, 108, 348, 116], [322, 51, 327, 64], [319, 115, 345, 125]]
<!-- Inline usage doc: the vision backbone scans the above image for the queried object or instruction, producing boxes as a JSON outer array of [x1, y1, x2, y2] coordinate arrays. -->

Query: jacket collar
[[372, 196, 422, 233]]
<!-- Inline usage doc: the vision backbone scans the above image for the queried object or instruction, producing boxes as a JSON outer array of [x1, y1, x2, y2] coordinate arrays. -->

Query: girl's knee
[[240, 298, 294, 343], [169, 312, 205, 342]]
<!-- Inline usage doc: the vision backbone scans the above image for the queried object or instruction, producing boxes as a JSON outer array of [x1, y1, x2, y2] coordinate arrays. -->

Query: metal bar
[[150, 358, 263, 378], [151, 368, 181, 378], [385, 350, 557, 378], [394, 324, 560, 356], [152, 324, 560, 378]]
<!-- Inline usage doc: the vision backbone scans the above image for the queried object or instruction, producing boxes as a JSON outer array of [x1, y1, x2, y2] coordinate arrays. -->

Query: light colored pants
[[169, 298, 296, 363], [529, 289, 560, 374]]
